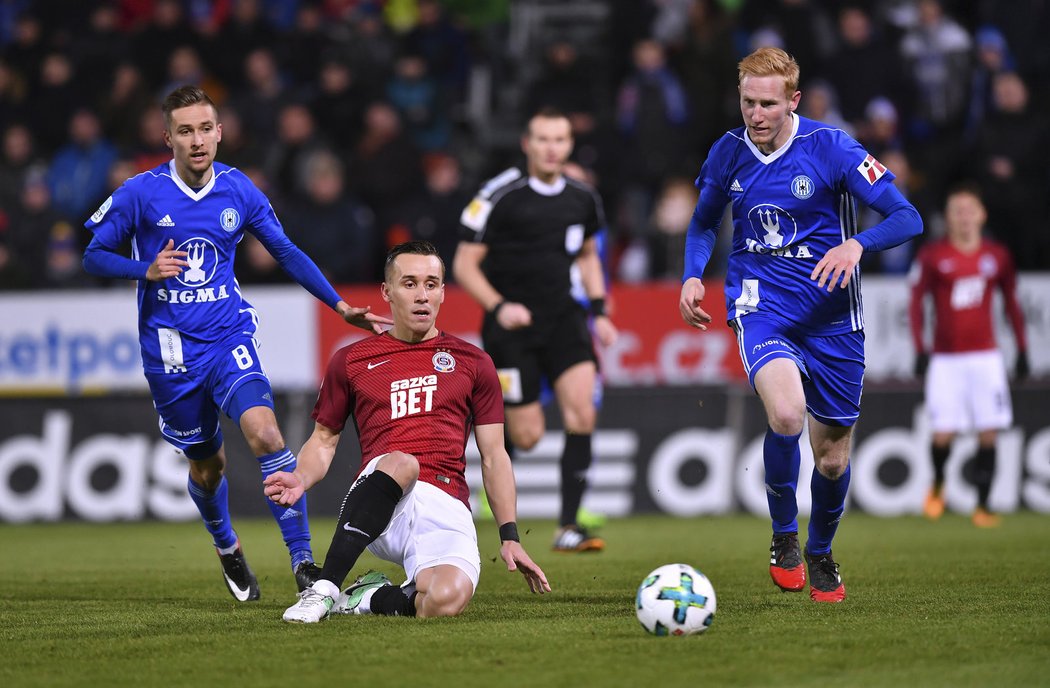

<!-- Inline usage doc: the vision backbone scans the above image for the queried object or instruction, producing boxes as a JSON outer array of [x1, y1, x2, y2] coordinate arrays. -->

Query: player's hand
[[495, 301, 532, 330], [593, 314, 618, 348], [914, 351, 929, 379], [146, 239, 189, 281], [1015, 350, 1030, 381], [811, 238, 864, 291], [263, 470, 305, 506], [679, 277, 712, 330], [500, 541, 551, 594], [336, 301, 393, 334]]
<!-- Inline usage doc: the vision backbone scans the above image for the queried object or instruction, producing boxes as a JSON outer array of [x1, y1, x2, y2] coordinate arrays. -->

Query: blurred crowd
[[0, 0, 1047, 290]]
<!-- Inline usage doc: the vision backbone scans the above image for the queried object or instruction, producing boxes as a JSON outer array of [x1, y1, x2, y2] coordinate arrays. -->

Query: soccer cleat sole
[[810, 584, 846, 603], [769, 565, 806, 592]]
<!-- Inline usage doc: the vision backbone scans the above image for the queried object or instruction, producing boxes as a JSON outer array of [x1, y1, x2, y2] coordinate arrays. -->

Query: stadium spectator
[[386, 52, 452, 152], [30, 51, 80, 155], [262, 101, 331, 203], [402, 0, 471, 100], [678, 47, 922, 602], [347, 101, 423, 234], [81, 85, 392, 602], [964, 25, 1015, 142], [270, 240, 550, 623], [46, 108, 117, 221], [910, 184, 1028, 528], [129, 0, 191, 85], [98, 62, 155, 152], [228, 47, 287, 148], [453, 108, 617, 553], [285, 148, 381, 284], [395, 152, 470, 273], [974, 71, 1048, 268], [0, 122, 40, 212], [310, 57, 371, 155]]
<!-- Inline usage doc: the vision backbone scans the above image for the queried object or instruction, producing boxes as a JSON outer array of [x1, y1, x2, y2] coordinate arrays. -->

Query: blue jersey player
[[679, 48, 922, 602], [82, 86, 392, 602]]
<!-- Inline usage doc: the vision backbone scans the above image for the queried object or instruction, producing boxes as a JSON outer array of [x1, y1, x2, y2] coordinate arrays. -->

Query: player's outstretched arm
[[476, 423, 551, 594], [335, 300, 393, 334], [263, 422, 341, 505], [679, 277, 712, 330]]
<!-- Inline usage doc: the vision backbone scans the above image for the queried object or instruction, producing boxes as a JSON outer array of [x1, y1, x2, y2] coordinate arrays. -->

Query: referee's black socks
[[560, 432, 593, 527]]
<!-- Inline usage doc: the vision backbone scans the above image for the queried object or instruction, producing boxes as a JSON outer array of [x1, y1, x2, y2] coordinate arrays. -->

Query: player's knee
[[245, 424, 285, 456], [563, 405, 596, 434], [378, 451, 420, 487], [767, 404, 805, 436], [188, 456, 225, 490], [511, 425, 542, 451], [417, 579, 473, 618], [815, 454, 849, 480]]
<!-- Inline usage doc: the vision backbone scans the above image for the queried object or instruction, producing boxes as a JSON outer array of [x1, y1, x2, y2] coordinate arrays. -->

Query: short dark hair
[[525, 106, 571, 136], [384, 240, 444, 281], [945, 181, 983, 206], [161, 85, 218, 127]]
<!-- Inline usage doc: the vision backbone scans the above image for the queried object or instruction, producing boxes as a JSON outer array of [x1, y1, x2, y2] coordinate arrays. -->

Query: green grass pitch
[[2, 513, 1048, 688]]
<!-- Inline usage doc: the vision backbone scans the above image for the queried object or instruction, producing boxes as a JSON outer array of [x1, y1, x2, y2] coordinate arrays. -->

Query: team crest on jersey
[[219, 208, 241, 232], [91, 196, 113, 223], [790, 175, 814, 199], [433, 351, 456, 373], [747, 204, 797, 249], [174, 237, 219, 286]]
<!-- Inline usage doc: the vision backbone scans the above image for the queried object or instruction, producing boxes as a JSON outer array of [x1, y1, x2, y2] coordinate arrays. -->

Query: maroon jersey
[[313, 331, 504, 507], [909, 238, 1027, 354]]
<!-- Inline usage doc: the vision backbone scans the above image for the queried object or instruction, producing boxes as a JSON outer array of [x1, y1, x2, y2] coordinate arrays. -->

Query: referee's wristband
[[499, 522, 520, 542], [588, 297, 607, 317], [490, 301, 506, 316]]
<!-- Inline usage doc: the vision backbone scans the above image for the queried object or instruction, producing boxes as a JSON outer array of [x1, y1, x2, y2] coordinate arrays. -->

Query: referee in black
[[453, 107, 617, 553]]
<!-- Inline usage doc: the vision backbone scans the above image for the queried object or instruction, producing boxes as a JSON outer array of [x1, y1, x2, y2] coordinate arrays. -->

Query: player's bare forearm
[[294, 423, 341, 491], [476, 424, 518, 526]]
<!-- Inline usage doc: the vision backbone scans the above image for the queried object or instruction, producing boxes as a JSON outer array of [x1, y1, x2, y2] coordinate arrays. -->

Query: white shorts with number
[[925, 350, 1012, 433], [359, 456, 481, 591]]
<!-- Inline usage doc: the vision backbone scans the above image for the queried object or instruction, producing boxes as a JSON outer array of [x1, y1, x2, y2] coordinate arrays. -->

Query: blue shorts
[[731, 314, 865, 427], [145, 335, 273, 458]]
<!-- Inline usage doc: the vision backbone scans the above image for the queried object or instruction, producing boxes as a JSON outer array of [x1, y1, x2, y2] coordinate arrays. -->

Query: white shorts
[[359, 456, 481, 591], [925, 350, 1012, 433]]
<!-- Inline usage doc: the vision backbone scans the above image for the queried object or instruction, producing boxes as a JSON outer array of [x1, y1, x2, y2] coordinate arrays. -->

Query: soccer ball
[[636, 563, 717, 636]]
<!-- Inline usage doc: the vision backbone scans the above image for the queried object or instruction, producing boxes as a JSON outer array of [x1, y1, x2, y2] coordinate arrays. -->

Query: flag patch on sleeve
[[856, 154, 887, 185]]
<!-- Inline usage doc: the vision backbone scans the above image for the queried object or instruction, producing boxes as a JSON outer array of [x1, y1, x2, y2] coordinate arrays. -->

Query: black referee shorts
[[481, 303, 597, 407]]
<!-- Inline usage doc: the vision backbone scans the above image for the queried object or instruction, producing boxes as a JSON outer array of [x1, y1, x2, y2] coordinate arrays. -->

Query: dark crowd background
[[1, 0, 1047, 291]]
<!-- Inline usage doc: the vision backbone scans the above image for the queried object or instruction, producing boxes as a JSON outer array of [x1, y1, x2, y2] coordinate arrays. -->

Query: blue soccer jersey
[[691, 115, 896, 335], [85, 160, 334, 373]]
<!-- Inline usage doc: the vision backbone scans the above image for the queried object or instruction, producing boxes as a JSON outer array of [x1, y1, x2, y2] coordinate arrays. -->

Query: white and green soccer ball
[[636, 563, 716, 636]]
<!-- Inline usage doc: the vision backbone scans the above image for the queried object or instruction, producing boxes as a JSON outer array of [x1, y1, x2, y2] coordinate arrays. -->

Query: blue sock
[[258, 448, 313, 568], [807, 463, 851, 555], [764, 427, 802, 535], [188, 476, 238, 550]]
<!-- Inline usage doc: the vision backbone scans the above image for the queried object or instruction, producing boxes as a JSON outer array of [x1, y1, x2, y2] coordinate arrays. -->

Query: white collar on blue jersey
[[167, 159, 218, 201], [528, 175, 566, 196], [744, 111, 800, 165]]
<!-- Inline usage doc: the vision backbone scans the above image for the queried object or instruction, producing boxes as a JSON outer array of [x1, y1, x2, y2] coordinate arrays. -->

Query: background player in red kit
[[909, 184, 1029, 527], [268, 240, 550, 623]]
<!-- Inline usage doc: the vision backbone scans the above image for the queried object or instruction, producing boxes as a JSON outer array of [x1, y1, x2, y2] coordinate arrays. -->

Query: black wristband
[[588, 297, 607, 317], [499, 522, 520, 542], [490, 301, 506, 316]]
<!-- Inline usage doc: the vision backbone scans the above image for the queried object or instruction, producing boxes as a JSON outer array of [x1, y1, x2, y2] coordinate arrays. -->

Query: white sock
[[312, 579, 340, 599]]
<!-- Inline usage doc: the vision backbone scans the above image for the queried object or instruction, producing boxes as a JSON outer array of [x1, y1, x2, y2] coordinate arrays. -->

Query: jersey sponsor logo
[[460, 197, 493, 233], [790, 175, 814, 199], [156, 284, 231, 305], [156, 214, 175, 227], [174, 237, 219, 287], [751, 338, 788, 355], [730, 179, 744, 193], [856, 154, 887, 185], [219, 208, 241, 232], [950, 275, 986, 310], [432, 351, 456, 373], [90, 196, 113, 223], [390, 374, 437, 419], [747, 204, 798, 249]]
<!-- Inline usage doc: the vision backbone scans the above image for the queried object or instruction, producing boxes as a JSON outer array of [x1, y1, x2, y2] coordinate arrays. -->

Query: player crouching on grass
[[265, 241, 550, 623]]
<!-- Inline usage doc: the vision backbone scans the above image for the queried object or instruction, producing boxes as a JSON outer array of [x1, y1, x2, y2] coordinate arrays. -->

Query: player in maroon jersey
[[267, 241, 550, 623], [909, 183, 1028, 527]]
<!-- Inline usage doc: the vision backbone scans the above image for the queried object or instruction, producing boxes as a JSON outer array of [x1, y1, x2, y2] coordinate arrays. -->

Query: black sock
[[931, 443, 951, 488], [319, 471, 403, 588], [370, 585, 417, 617], [974, 446, 996, 509], [559, 432, 592, 527]]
